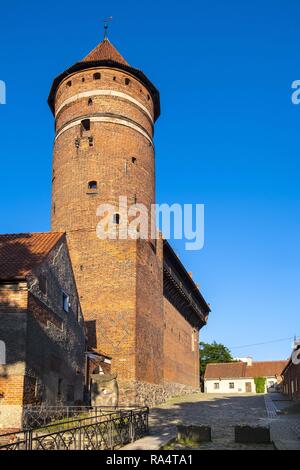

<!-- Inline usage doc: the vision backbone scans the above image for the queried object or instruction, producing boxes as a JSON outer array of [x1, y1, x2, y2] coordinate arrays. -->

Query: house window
[[88, 180, 97, 190], [67, 384, 74, 402], [93, 73, 101, 80], [62, 292, 70, 313], [229, 382, 235, 389], [81, 119, 90, 132], [214, 382, 220, 390], [39, 276, 47, 295], [57, 378, 62, 399]]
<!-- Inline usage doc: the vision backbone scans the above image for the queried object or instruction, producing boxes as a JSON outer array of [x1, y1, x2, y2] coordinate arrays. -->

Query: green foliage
[[199, 341, 234, 377], [254, 376, 266, 393]]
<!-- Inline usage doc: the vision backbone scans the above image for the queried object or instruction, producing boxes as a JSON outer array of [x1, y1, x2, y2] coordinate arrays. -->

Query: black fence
[[0, 407, 149, 450]]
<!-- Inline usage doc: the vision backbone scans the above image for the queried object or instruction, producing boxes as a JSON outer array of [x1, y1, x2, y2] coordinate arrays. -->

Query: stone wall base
[[118, 380, 200, 408], [0, 405, 23, 431]]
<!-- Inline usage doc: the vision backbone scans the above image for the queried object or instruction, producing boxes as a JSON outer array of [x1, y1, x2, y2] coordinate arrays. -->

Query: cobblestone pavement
[[265, 393, 300, 450], [149, 393, 274, 450]]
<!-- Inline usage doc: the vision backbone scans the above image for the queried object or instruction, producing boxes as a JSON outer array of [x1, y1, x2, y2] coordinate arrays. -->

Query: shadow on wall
[[85, 320, 97, 349]]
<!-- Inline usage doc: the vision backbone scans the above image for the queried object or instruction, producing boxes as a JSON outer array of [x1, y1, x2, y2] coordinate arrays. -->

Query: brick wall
[[25, 239, 86, 405], [282, 358, 300, 400], [163, 297, 200, 389], [51, 67, 155, 234], [0, 282, 27, 429]]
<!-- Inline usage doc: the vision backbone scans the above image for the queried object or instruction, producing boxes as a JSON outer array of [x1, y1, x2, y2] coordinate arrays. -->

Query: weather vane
[[103, 16, 113, 39]]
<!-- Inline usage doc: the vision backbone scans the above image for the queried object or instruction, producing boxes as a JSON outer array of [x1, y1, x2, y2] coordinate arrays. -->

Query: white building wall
[[205, 378, 256, 394], [205, 376, 279, 394]]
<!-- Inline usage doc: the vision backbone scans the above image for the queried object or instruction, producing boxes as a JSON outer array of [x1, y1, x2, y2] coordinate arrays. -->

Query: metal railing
[[0, 407, 149, 450]]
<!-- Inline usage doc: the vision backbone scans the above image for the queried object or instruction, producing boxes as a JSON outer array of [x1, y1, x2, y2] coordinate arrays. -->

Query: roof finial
[[103, 16, 113, 40]]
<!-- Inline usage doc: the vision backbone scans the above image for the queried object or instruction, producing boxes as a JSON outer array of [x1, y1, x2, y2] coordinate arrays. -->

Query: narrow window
[[62, 292, 69, 313], [125, 78, 130, 86], [88, 181, 97, 190], [113, 76, 116, 81], [113, 213, 120, 225], [81, 119, 90, 132], [131, 157, 137, 164], [75, 138, 80, 148], [57, 378, 62, 399], [39, 276, 47, 295], [0, 341, 6, 365], [82, 77, 85, 82], [88, 136, 94, 147], [66, 80, 72, 88], [93, 72, 101, 80], [88, 98, 93, 106]]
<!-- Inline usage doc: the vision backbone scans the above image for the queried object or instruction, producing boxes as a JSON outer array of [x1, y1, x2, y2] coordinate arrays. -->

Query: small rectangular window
[[81, 119, 90, 132], [62, 292, 69, 313], [57, 378, 62, 399], [214, 382, 220, 390], [39, 276, 47, 295], [229, 382, 234, 389]]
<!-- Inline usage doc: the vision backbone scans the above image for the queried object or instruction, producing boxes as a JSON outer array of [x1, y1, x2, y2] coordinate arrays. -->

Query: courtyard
[[148, 393, 275, 450]]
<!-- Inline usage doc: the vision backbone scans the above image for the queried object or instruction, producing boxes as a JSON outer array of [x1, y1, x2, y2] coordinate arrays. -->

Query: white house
[[204, 357, 287, 394]]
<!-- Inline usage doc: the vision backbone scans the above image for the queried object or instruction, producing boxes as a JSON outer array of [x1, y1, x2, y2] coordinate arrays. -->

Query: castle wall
[[163, 297, 200, 389]]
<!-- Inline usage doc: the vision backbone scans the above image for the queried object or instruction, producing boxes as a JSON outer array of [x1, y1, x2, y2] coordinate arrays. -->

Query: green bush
[[254, 377, 266, 393]]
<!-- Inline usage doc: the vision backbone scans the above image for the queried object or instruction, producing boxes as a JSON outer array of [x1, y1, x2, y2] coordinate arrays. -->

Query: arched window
[[88, 181, 97, 190], [93, 73, 101, 80], [113, 213, 120, 225], [0, 341, 6, 365], [125, 78, 130, 86]]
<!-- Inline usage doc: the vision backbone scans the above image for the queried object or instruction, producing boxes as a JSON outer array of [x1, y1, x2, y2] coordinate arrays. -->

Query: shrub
[[254, 377, 266, 393]]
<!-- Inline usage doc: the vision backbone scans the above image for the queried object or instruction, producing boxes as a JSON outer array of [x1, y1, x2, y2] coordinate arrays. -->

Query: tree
[[199, 341, 234, 378]]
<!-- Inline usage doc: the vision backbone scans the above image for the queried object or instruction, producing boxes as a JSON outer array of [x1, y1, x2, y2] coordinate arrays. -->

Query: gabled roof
[[205, 362, 247, 379], [204, 360, 288, 379], [245, 361, 289, 378], [0, 232, 64, 280], [82, 38, 129, 66]]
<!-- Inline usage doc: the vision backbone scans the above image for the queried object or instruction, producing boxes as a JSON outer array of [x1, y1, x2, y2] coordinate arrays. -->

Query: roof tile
[[205, 360, 288, 379], [82, 38, 129, 66], [0, 232, 64, 280]]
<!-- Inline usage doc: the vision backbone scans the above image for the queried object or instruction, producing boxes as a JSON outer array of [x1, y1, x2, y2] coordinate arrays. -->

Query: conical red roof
[[82, 38, 129, 66]]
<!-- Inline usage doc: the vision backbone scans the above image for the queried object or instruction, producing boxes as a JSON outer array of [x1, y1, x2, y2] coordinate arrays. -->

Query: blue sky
[[0, 0, 299, 360]]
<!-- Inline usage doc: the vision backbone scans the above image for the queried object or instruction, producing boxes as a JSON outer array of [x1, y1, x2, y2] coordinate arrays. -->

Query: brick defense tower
[[48, 37, 164, 403]]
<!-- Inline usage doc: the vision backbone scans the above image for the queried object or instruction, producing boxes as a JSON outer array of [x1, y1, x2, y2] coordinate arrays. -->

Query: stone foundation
[[118, 380, 200, 408], [0, 405, 23, 431]]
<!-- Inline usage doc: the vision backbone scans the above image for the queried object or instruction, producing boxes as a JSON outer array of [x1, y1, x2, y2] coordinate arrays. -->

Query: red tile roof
[[0, 232, 64, 280], [204, 362, 247, 379], [205, 360, 288, 379], [82, 38, 129, 66], [245, 361, 288, 378]]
